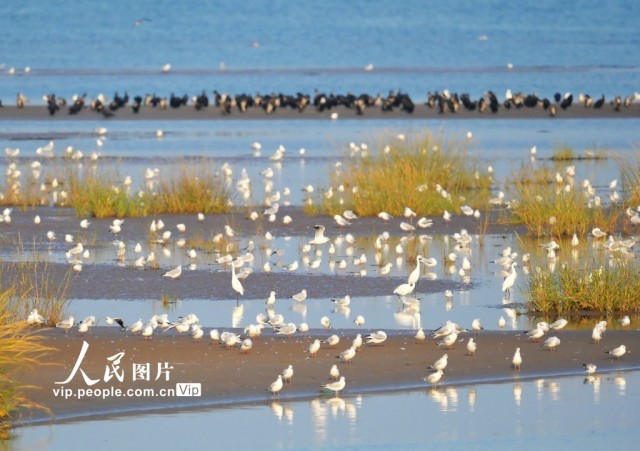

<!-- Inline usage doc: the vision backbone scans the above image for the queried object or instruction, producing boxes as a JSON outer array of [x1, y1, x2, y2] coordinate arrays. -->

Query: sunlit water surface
[[14, 371, 638, 450]]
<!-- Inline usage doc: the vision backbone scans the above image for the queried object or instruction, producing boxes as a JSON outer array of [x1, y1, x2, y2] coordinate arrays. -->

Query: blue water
[[1, 0, 639, 103], [13, 371, 639, 450]]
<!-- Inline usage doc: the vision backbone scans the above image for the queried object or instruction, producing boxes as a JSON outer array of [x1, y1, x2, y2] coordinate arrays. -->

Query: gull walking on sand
[[126, 318, 143, 334], [606, 345, 627, 360], [512, 348, 522, 370], [429, 354, 448, 372], [352, 334, 363, 350], [282, 365, 294, 384], [437, 332, 458, 349], [56, 316, 75, 334], [324, 334, 340, 348], [592, 324, 603, 344], [542, 336, 561, 351], [366, 330, 387, 346], [471, 319, 484, 334], [466, 338, 477, 356], [338, 345, 357, 364], [240, 338, 253, 353], [549, 318, 568, 332], [423, 369, 443, 388], [415, 328, 426, 343], [322, 376, 346, 397], [268, 375, 284, 397], [307, 339, 321, 357], [162, 265, 182, 279], [329, 364, 340, 380]]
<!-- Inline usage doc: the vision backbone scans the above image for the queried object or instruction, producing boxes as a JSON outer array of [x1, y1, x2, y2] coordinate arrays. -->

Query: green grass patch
[[524, 258, 640, 315], [313, 131, 493, 216]]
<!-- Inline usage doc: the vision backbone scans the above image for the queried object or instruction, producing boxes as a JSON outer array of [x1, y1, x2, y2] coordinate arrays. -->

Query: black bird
[[593, 95, 605, 109]]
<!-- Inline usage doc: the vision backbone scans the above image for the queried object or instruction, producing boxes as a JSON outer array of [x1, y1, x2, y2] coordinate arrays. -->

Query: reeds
[[315, 131, 492, 216], [66, 162, 232, 218], [524, 259, 640, 314]]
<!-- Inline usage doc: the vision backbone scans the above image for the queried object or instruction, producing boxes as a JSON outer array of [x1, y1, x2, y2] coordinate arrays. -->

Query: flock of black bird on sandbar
[[7, 89, 639, 118]]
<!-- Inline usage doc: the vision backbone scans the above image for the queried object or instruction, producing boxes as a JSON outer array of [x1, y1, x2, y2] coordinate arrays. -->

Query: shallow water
[[13, 370, 639, 450]]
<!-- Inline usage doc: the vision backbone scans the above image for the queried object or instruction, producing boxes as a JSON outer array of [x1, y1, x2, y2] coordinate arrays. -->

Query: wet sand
[[1, 103, 639, 121], [17, 327, 640, 425]]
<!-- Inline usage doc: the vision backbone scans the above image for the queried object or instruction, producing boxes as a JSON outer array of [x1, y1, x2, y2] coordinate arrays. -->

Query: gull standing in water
[[393, 281, 415, 297], [321, 376, 346, 397], [309, 225, 330, 245], [291, 289, 307, 302], [583, 363, 597, 375]]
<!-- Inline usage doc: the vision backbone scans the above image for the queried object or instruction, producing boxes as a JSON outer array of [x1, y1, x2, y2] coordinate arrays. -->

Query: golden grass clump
[[66, 162, 232, 218], [524, 259, 640, 315], [317, 131, 493, 216], [508, 166, 621, 237], [620, 151, 640, 208]]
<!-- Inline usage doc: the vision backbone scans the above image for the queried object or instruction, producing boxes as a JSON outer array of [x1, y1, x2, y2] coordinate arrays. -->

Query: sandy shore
[[16, 327, 640, 425], [1, 104, 639, 121]]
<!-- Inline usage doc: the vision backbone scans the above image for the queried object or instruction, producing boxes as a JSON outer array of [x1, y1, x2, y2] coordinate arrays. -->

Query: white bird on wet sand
[[549, 318, 568, 332], [240, 338, 253, 353], [276, 322, 297, 339], [324, 334, 340, 347], [309, 224, 330, 245], [512, 348, 522, 370], [606, 344, 627, 360], [592, 324, 603, 344], [352, 334, 363, 349], [423, 369, 444, 387], [126, 318, 143, 334], [502, 262, 518, 299], [378, 211, 393, 222], [583, 363, 597, 375], [142, 322, 155, 340], [527, 325, 546, 342], [282, 365, 294, 384], [330, 364, 340, 380], [415, 328, 426, 343], [291, 289, 307, 302], [498, 316, 506, 328], [366, 330, 388, 345], [471, 319, 484, 334], [298, 322, 309, 333], [338, 345, 357, 364], [542, 336, 561, 351], [162, 265, 182, 279], [268, 375, 284, 397], [466, 338, 477, 356], [321, 376, 346, 397], [320, 316, 331, 329], [307, 339, 321, 357], [353, 315, 365, 327], [437, 332, 459, 349], [56, 316, 75, 334], [429, 353, 448, 372]]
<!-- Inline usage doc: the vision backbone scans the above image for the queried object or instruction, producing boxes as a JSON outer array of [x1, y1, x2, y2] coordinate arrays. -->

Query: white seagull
[[466, 338, 477, 356], [512, 348, 522, 370], [56, 316, 75, 334], [268, 375, 284, 397], [366, 330, 387, 346], [309, 225, 330, 245], [606, 344, 627, 360], [291, 289, 307, 302], [502, 262, 518, 299], [162, 265, 182, 279], [423, 369, 444, 387], [542, 336, 561, 351], [321, 376, 346, 397]]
